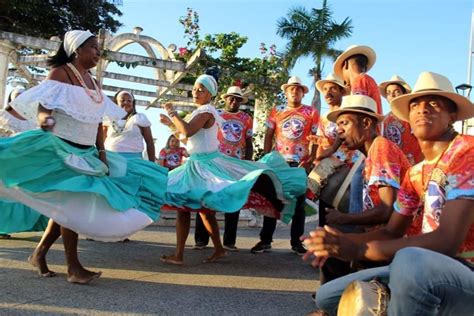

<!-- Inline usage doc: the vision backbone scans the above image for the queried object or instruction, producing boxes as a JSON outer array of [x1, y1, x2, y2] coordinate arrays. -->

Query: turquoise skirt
[[164, 151, 306, 223], [0, 129, 168, 241], [117, 152, 143, 160], [0, 200, 48, 234]]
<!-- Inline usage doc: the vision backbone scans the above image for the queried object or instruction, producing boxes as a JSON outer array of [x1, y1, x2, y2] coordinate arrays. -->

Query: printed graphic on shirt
[[217, 110, 253, 159], [281, 116, 305, 140], [221, 119, 244, 143]]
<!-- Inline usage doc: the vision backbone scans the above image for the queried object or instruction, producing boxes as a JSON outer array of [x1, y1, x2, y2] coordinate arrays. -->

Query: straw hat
[[327, 95, 384, 123], [281, 76, 309, 94], [221, 86, 248, 103], [315, 73, 350, 95], [378, 75, 412, 99], [390, 71, 474, 122], [333, 45, 376, 80]]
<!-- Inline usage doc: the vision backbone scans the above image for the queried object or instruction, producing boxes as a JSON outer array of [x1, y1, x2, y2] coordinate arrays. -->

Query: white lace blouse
[[186, 104, 224, 155], [0, 109, 37, 137], [103, 113, 151, 153], [11, 80, 125, 146]]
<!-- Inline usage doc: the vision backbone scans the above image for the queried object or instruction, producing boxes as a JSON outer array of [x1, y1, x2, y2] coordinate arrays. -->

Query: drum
[[337, 279, 390, 316], [307, 157, 351, 213]]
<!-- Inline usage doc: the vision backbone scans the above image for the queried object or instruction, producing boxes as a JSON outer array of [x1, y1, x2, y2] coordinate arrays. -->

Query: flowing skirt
[[0, 129, 168, 241], [0, 200, 48, 234], [164, 151, 307, 223]]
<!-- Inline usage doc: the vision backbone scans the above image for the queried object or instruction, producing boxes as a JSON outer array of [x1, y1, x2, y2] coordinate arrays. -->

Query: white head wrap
[[117, 90, 134, 101], [63, 30, 95, 57], [195, 74, 218, 96]]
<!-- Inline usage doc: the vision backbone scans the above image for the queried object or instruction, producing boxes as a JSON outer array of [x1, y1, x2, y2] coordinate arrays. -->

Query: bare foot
[[28, 253, 56, 277], [160, 254, 183, 266], [67, 268, 102, 284], [202, 250, 226, 263]]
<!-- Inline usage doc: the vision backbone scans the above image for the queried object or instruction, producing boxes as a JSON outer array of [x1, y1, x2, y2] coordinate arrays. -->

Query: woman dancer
[[104, 90, 156, 161], [0, 30, 167, 283], [0, 88, 48, 238], [159, 74, 307, 265]]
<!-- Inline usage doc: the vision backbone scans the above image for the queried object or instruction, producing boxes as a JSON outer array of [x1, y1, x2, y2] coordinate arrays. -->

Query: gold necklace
[[66, 63, 104, 104]]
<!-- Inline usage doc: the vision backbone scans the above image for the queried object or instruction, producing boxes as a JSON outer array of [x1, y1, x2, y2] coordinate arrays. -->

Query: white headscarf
[[63, 30, 95, 57]]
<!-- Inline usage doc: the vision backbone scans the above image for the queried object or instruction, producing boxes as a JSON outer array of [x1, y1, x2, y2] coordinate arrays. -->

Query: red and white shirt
[[217, 109, 253, 159]]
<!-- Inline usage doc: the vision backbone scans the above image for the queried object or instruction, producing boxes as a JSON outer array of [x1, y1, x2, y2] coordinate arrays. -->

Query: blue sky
[[5, 0, 473, 149], [111, 0, 473, 148]]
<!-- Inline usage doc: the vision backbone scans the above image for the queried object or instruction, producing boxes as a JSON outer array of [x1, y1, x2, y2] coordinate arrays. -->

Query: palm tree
[[276, 0, 352, 112]]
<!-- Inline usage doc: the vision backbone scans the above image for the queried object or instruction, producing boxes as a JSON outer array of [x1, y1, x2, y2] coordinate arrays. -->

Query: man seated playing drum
[[304, 72, 474, 316], [324, 95, 411, 229]]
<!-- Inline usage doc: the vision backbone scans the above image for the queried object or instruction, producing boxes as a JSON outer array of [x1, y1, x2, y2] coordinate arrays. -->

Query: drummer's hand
[[159, 113, 173, 126], [298, 159, 313, 173], [326, 208, 347, 225], [303, 225, 364, 263]]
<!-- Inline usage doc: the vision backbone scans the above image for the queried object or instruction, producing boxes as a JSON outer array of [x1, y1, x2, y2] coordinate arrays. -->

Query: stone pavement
[[0, 221, 321, 315]]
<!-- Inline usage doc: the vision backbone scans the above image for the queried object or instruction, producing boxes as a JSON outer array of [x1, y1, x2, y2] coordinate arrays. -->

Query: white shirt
[[104, 113, 151, 153]]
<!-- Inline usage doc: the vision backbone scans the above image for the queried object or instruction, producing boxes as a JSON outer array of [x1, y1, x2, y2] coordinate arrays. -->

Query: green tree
[[276, 0, 352, 112], [0, 0, 123, 37]]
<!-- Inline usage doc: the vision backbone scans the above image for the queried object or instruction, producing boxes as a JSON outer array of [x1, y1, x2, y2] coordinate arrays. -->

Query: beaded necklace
[[66, 63, 103, 104]]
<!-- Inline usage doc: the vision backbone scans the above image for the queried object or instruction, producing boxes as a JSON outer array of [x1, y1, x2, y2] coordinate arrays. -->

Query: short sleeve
[[191, 104, 225, 125], [310, 109, 320, 135], [445, 145, 474, 201], [159, 149, 167, 160], [395, 170, 421, 217], [245, 115, 253, 138], [134, 113, 151, 127], [366, 139, 407, 190], [265, 108, 276, 129]]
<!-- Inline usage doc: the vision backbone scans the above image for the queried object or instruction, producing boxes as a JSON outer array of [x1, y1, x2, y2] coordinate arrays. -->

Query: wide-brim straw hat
[[333, 45, 376, 80], [390, 71, 474, 122], [327, 95, 384, 123], [221, 86, 248, 103], [281, 76, 309, 94], [316, 73, 350, 95], [379, 75, 412, 99]]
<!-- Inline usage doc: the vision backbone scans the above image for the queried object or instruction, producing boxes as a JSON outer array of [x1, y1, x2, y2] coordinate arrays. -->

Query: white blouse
[[11, 80, 125, 146], [186, 104, 224, 155], [0, 109, 37, 137], [104, 113, 151, 153]]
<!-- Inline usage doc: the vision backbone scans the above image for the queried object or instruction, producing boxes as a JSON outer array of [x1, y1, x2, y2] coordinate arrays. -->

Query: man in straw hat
[[333, 45, 383, 221], [304, 72, 474, 315], [194, 85, 253, 252], [251, 76, 319, 255], [379, 75, 423, 166]]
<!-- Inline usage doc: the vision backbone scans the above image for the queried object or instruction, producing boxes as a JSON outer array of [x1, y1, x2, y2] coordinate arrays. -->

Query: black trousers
[[194, 211, 240, 246]]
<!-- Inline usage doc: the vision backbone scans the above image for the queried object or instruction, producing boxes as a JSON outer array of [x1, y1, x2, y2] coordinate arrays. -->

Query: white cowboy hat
[[327, 95, 384, 123], [221, 86, 248, 103], [281, 76, 309, 94], [333, 45, 377, 80], [390, 71, 474, 122], [316, 73, 350, 95], [378, 75, 412, 99]]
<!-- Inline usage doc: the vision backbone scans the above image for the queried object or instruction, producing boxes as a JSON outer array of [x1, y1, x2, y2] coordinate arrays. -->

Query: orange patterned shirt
[[383, 112, 423, 165], [363, 137, 411, 213], [217, 109, 253, 159], [351, 73, 383, 115], [266, 104, 319, 162], [395, 135, 474, 263]]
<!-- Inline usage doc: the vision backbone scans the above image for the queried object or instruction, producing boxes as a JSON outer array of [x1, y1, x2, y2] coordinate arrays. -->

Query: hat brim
[[221, 93, 248, 104], [316, 79, 350, 95], [333, 46, 376, 81], [326, 107, 384, 123], [379, 81, 412, 99], [390, 90, 474, 122], [281, 83, 309, 94]]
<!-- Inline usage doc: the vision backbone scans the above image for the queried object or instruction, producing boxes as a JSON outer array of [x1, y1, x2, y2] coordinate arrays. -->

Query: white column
[[0, 41, 15, 108]]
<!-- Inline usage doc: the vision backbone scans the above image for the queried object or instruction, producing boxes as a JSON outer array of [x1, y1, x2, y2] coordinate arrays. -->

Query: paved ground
[[0, 221, 320, 315]]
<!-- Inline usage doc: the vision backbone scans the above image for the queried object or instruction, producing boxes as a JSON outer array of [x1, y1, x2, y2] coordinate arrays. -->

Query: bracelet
[[98, 149, 106, 154], [168, 110, 178, 118]]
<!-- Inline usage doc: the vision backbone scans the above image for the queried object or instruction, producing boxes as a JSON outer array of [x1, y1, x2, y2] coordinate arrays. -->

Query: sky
[[5, 0, 474, 149], [107, 0, 474, 148]]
